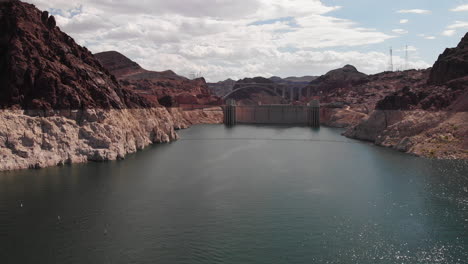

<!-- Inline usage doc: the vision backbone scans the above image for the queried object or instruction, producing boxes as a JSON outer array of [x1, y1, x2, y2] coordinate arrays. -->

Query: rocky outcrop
[[312, 69, 429, 128], [344, 33, 468, 159], [95, 51, 221, 106], [0, 107, 223, 171], [428, 33, 468, 85], [320, 108, 367, 128], [0, 1, 152, 110], [168, 107, 223, 129], [94, 51, 186, 81], [0, 108, 175, 170], [0, 1, 223, 171], [94, 51, 144, 79], [344, 110, 468, 159]]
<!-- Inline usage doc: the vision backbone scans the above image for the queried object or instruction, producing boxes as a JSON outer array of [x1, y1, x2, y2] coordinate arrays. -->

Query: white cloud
[[26, 0, 428, 81], [442, 30, 456, 36], [399, 19, 409, 24], [392, 29, 408, 34], [397, 9, 431, 14], [418, 34, 435, 40], [442, 21, 468, 37], [447, 21, 468, 29], [451, 4, 468, 12]]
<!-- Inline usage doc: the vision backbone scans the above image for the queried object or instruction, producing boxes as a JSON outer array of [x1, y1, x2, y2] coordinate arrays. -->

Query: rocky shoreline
[[343, 110, 468, 160], [0, 107, 222, 171]]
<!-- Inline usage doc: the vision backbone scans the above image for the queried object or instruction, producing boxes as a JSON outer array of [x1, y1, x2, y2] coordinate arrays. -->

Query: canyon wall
[[344, 110, 468, 159], [0, 1, 223, 171], [0, 107, 223, 171], [343, 32, 468, 159]]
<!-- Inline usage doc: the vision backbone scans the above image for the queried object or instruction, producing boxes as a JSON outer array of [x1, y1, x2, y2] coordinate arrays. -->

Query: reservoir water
[[1, 125, 467, 264]]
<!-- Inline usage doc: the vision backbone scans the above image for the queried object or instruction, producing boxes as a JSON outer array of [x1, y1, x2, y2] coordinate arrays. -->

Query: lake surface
[[1, 125, 467, 264]]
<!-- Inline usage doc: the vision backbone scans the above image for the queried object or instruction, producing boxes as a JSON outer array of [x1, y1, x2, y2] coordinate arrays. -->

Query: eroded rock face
[[0, 107, 223, 171], [0, 108, 176, 170], [0, 1, 223, 171], [320, 108, 367, 128], [344, 110, 468, 159], [0, 1, 153, 110], [341, 32, 468, 159], [429, 33, 468, 85]]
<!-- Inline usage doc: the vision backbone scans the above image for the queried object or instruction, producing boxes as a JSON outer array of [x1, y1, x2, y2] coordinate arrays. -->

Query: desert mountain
[[0, 0, 152, 110], [307, 65, 367, 96], [207, 79, 236, 97], [0, 1, 223, 171], [428, 33, 468, 85], [95, 51, 220, 106], [94, 51, 186, 81], [270, 76, 317, 84], [344, 33, 468, 159]]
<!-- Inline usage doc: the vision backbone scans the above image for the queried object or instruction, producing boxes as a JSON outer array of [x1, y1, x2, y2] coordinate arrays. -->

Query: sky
[[26, 0, 468, 82]]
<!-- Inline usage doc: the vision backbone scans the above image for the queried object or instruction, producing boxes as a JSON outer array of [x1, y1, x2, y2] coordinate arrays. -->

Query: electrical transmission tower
[[388, 47, 394, 72], [405, 45, 409, 71], [189, 71, 203, 80]]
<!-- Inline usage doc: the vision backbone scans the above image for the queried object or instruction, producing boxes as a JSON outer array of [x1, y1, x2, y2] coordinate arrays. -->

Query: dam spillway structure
[[223, 100, 320, 128], [223, 99, 237, 126], [308, 99, 320, 128]]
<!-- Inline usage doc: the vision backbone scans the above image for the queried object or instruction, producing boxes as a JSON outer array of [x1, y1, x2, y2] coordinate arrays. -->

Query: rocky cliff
[[315, 69, 428, 128], [344, 34, 468, 159], [428, 33, 468, 85], [95, 51, 221, 106], [94, 51, 186, 81], [0, 1, 153, 110], [0, 1, 222, 171], [0, 107, 222, 171]]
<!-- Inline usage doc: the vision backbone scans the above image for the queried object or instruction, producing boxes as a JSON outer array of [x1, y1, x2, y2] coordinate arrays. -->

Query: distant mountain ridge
[[94, 51, 187, 81], [95, 51, 220, 106], [269, 76, 317, 84], [208, 75, 316, 98], [307, 65, 367, 95]]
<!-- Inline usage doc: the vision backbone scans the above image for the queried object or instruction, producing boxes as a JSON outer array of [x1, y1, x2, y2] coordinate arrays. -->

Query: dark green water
[[1, 125, 467, 264]]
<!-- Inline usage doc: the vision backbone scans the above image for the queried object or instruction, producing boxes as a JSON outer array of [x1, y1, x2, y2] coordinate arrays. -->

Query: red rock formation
[[95, 51, 221, 106], [428, 32, 468, 85], [0, 1, 153, 110], [94, 51, 186, 81], [319, 69, 428, 112], [344, 33, 468, 159], [0, 1, 223, 171]]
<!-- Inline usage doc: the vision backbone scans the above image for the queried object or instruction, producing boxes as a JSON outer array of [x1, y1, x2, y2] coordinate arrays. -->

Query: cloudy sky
[[27, 0, 468, 82]]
